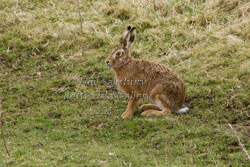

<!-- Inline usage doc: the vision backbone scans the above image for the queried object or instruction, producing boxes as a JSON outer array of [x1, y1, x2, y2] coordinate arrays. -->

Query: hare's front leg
[[121, 99, 138, 119]]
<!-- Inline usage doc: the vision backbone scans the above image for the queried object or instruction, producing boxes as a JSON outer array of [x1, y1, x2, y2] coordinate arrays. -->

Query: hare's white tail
[[176, 107, 189, 114]]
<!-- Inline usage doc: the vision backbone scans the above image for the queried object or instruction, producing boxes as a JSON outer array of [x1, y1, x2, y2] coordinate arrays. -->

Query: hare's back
[[133, 59, 182, 83]]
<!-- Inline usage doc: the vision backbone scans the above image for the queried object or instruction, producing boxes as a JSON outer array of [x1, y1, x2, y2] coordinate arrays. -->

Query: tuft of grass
[[0, 0, 249, 166]]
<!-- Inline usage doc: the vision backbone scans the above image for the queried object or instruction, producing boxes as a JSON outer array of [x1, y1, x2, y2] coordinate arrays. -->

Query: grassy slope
[[0, 0, 249, 166]]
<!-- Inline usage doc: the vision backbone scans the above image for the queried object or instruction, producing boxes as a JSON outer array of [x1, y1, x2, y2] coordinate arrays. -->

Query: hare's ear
[[128, 27, 136, 48], [120, 26, 132, 48]]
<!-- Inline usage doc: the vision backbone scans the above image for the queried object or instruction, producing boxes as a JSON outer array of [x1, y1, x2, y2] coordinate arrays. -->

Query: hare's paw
[[141, 110, 155, 116], [141, 110, 168, 117], [121, 111, 133, 119]]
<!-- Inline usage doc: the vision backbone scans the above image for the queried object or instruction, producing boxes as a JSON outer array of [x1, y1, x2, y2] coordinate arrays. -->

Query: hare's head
[[106, 26, 136, 69]]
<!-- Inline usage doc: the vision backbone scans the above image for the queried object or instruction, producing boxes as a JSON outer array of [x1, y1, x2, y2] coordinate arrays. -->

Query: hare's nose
[[106, 61, 110, 66]]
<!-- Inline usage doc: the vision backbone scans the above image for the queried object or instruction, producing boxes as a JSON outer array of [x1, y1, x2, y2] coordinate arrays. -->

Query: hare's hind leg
[[141, 94, 171, 117], [139, 104, 161, 111]]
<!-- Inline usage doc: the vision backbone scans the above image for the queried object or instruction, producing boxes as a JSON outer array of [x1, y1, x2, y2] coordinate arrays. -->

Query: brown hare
[[105, 26, 188, 119]]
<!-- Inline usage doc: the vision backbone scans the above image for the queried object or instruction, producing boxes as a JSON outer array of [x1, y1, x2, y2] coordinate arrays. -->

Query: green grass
[[0, 0, 249, 166]]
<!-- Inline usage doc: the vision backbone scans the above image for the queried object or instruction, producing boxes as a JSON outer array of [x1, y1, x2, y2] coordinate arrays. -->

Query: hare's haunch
[[106, 26, 188, 119]]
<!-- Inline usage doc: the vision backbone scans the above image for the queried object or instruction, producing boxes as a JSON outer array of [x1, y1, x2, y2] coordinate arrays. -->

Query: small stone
[[108, 152, 115, 156]]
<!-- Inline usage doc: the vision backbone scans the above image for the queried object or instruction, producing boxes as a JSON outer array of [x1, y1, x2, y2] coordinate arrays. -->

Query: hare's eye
[[116, 51, 121, 56]]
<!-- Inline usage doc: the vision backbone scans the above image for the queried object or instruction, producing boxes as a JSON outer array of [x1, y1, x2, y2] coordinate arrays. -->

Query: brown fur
[[105, 26, 186, 119]]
